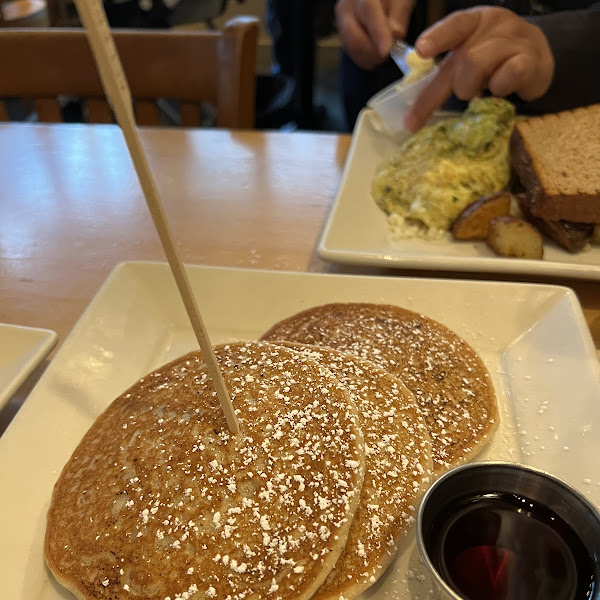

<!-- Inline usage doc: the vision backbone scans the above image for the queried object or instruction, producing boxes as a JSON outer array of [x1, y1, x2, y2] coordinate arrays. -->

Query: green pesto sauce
[[371, 97, 516, 232]]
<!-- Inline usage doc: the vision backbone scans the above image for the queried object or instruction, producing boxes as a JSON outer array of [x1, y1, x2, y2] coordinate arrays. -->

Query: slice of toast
[[510, 104, 600, 223]]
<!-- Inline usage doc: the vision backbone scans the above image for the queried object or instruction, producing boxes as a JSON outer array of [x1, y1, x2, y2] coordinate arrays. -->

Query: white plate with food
[[318, 106, 600, 280], [0, 323, 58, 411], [1, 261, 599, 599]]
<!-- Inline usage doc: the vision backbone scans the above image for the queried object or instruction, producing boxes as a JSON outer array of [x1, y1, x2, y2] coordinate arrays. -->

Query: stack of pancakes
[[45, 303, 498, 600], [261, 303, 498, 475]]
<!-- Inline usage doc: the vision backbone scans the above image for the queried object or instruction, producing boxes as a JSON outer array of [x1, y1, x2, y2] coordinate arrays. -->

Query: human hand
[[404, 7, 554, 131], [335, 0, 415, 69]]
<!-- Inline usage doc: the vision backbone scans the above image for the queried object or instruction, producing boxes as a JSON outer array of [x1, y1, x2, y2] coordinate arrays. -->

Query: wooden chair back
[[0, 17, 258, 128]]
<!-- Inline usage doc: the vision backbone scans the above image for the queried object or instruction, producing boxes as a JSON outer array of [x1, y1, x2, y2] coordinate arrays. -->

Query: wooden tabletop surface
[[1, 122, 599, 434]]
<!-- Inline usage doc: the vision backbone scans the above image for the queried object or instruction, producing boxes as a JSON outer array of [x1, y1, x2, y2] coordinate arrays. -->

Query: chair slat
[[87, 98, 113, 123], [217, 16, 258, 129], [180, 103, 201, 127], [35, 98, 62, 122], [134, 101, 159, 126]]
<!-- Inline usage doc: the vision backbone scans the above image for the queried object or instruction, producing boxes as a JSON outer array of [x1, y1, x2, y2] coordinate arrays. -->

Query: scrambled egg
[[371, 97, 516, 235]]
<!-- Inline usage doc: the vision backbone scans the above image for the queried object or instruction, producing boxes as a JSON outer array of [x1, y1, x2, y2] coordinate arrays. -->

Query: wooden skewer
[[73, 0, 240, 435]]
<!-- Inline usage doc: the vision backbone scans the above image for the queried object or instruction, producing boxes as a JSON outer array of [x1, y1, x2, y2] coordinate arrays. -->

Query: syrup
[[426, 492, 596, 600]]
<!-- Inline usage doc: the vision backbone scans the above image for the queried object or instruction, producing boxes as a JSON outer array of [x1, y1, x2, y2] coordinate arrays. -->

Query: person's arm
[[335, 0, 415, 69], [521, 3, 600, 115]]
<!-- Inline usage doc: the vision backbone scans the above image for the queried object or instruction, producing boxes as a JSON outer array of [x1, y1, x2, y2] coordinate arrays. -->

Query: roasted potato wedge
[[487, 216, 544, 260], [452, 192, 512, 240]]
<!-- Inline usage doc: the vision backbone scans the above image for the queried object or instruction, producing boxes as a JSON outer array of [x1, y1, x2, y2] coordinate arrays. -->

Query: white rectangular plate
[[1, 262, 599, 599], [318, 109, 600, 280], [0, 323, 58, 410]]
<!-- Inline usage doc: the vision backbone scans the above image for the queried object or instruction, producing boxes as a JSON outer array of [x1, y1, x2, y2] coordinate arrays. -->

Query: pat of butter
[[367, 43, 439, 134], [399, 50, 436, 88]]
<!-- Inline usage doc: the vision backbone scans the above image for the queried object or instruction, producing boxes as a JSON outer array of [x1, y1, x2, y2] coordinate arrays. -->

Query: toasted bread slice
[[487, 216, 544, 259], [452, 191, 512, 240], [261, 303, 498, 475], [510, 104, 600, 223]]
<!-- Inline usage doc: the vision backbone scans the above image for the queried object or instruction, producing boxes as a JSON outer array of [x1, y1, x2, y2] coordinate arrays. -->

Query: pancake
[[280, 343, 433, 600], [261, 303, 498, 473], [45, 341, 366, 600]]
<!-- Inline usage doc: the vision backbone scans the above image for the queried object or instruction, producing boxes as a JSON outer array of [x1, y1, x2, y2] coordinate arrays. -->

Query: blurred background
[[1, 0, 346, 131]]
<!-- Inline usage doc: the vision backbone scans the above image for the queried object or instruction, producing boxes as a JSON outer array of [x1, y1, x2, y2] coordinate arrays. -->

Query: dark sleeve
[[519, 3, 600, 114]]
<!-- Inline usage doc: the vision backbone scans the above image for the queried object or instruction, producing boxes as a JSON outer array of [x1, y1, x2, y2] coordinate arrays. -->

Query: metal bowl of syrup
[[417, 462, 600, 600]]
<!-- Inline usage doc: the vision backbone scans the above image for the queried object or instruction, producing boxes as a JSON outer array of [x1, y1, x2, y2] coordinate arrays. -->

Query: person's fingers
[[338, 10, 386, 69], [489, 51, 553, 100], [518, 58, 553, 100], [357, 0, 394, 56], [451, 39, 515, 100], [487, 54, 532, 98], [415, 9, 481, 58], [498, 31, 554, 100], [403, 55, 455, 131], [400, 5, 555, 131], [387, 0, 415, 40]]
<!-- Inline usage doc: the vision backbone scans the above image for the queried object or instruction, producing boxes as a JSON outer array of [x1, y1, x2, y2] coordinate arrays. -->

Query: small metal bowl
[[416, 462, 600, 600]]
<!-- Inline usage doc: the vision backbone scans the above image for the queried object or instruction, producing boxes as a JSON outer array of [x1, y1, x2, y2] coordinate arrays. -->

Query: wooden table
[[1, 122, 599, 435]]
